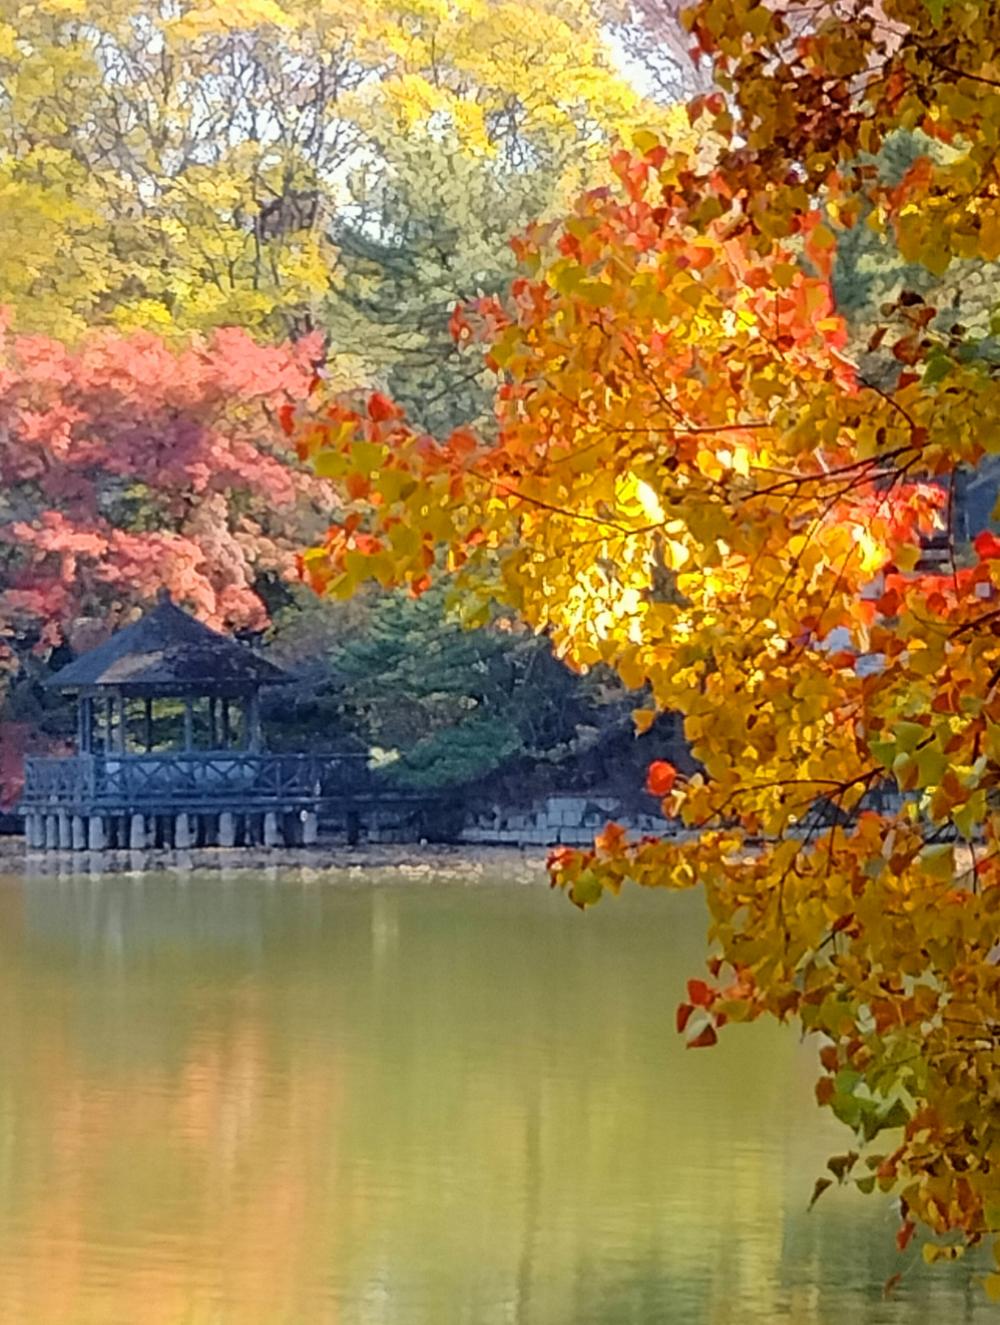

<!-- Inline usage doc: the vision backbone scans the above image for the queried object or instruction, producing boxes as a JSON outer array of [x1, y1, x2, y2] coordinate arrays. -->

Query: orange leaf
[[883, 1273, 902, 1300], [595, 821, 627, 853]]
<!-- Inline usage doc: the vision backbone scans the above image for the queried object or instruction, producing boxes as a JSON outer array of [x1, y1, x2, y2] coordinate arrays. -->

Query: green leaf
[[570, 869, 604, 908], [920, 843, 955, 881]]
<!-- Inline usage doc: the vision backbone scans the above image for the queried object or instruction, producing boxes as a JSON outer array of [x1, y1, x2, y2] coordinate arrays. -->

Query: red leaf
[[687, 1024, 718, 1049], [896, 1220, 915, 1253], [975, 530, 1000, 561], [687, 978, 715, 1007], [676, 1003, 693, 1033], [368, 392, 401, 423], [819, 1045, 838, 1071], [646, 760, 677, 796]]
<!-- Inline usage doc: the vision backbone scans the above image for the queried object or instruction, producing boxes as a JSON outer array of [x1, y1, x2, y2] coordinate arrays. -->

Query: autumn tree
[[291, 0, 1000, 1284], [0, 318, 325, 666], [0, 0, 654, 344]]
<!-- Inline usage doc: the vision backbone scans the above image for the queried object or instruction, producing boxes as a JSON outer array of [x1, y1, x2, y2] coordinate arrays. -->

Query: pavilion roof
[[46, 591, 292, 694]]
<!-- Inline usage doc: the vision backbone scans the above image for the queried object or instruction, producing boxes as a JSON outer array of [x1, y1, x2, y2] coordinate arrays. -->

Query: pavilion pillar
[[104, 697, 114, 754], [116, 694, 127, 753], [221, 698, 231, 748], [72, 815, 86, 851], [208, 697, 217, 749], [144, 699, 154, 752], [58, 812, 72, 850], [183, 697, 194, 752], [77, 697, 91, 753], [247, 691, 262, 752]]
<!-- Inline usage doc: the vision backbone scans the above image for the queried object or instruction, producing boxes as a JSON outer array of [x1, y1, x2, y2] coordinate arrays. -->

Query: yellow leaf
[[632, 708, 657, 734]]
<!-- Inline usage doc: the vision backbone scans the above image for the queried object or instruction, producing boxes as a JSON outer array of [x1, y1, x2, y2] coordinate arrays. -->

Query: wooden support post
[[208, 697, 217, 749], [221, 698, 231, 748], [218, 812, 236, 848], [263, 812, 281, 847], [104, 697, 114, 754], [175, 813, 193, 850], [129, 814, 146, 851], [183, 697, 194, 752], [301, 810, 318, 847], [144, 698, 153, 752]]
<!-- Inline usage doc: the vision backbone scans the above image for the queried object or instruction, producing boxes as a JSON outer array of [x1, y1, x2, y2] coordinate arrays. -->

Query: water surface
[[0, 868, 989, 1323]]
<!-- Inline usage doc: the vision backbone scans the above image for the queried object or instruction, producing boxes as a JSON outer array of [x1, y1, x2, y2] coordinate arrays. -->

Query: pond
[[0, 865, 991, 1324]]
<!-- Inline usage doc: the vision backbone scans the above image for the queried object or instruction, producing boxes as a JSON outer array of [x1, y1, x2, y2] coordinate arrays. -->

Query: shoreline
[[0, 836, 555, 883]]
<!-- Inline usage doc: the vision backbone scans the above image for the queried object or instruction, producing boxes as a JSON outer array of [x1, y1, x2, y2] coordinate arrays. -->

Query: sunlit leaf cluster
[[293, 0, 1000, 1279]]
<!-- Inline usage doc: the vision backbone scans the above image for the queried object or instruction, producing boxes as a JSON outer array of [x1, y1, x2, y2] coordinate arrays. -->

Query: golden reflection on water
[[0, 872, 990, 1324]]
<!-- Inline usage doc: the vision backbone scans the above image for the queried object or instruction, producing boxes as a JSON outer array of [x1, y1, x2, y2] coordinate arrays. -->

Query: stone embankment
[[366, 792, 675, 846]]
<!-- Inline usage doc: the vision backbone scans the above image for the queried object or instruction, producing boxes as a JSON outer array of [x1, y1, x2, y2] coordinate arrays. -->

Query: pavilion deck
[[21, 751, 373, 817], [19, 750, 395, 851]]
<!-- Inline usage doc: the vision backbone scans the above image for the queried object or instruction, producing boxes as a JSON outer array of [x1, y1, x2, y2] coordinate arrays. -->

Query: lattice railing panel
[[22, 752, 373, 811]]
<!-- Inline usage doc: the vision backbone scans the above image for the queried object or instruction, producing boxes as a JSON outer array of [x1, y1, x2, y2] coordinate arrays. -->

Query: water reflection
[[0, 873, 992, 1323]]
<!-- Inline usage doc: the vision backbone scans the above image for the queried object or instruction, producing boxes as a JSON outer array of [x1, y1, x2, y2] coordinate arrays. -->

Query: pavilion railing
[[21, 752, 375, 813]]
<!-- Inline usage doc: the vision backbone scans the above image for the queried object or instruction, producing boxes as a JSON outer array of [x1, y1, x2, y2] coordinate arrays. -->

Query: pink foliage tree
[[0, 315, 330, 670]]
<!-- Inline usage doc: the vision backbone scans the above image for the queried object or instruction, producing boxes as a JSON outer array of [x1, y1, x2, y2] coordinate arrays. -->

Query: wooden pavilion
[[20, 590, 369, 851]]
